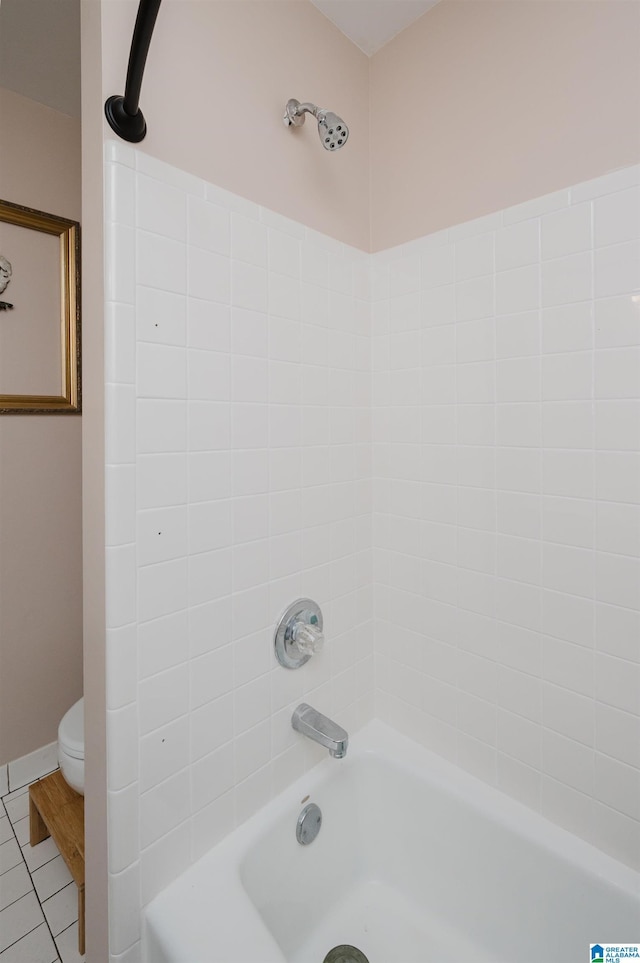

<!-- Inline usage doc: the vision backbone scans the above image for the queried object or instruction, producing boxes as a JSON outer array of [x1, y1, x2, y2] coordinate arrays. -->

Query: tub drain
[[323, 946, 370, 963]]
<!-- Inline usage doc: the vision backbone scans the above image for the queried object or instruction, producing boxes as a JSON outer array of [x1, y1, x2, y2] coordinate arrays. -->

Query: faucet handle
[[274, 598, 324, 669], [292, 619, 324, 656]]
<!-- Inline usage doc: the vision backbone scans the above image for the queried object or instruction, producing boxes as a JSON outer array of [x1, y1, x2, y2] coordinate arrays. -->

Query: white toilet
[[57, 698, 84, 795]]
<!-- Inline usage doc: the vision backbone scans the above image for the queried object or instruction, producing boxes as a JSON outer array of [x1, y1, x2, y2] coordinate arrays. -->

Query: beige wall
[[101, 0, 640, 253], [370, 0, 640, 250], [101, 0, 370, 250], [0, 89, 81, 216], [0, 88, 83, 765]]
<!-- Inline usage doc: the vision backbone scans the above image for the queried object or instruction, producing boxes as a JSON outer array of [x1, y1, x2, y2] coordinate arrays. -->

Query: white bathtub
[[143, 721, 639, 963]]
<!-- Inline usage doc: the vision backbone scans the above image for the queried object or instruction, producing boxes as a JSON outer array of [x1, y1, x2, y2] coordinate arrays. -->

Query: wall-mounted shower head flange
[[283, 98, 307, 127]]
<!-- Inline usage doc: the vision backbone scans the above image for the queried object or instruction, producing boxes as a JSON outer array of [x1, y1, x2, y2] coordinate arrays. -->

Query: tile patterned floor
[[0, 778, 84, 963]]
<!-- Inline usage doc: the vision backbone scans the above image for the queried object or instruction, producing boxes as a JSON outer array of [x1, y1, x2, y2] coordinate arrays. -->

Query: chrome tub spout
[[291, 703, 349, 759]]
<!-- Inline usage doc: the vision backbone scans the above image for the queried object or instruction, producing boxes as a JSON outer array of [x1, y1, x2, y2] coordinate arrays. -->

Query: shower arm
[[296, 103, 320, 117], [284, 100, 323, 127], [104, 0, 162, 143]]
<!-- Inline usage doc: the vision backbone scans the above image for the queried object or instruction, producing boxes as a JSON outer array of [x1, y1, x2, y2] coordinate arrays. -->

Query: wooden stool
[[29, 770, 85, 955]]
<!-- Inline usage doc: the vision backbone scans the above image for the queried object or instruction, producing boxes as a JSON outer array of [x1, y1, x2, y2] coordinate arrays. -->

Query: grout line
[[0, 883, 38, 915], [35, 872, 76, 908], [17, 859, 63, 954], [0, 919, 58, 960]]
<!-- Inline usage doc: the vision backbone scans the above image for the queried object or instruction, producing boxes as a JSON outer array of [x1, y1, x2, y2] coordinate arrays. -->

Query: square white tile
[[55, 922, 85, 963], [0, 840, 23, 876], [0, 892, 45, 953], [42, 883, 78, 938], [0, 922, 58, 963], [32, 856, 73, 904], [0, 862, 32, 912]]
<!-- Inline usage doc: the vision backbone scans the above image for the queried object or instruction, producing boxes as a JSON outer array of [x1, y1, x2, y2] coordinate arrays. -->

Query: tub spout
[[291, 703, 348, 759]]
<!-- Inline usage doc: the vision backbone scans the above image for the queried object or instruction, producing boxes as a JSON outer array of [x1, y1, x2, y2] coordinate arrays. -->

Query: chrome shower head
[[316, 110, 349, 151], [284, 99, 349, 151]]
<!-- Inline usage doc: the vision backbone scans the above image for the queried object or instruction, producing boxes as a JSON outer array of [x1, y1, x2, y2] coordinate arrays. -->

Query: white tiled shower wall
[[372, 165, 640, 872], [104, 145, 639, 960], [104, 143, 373, 959]]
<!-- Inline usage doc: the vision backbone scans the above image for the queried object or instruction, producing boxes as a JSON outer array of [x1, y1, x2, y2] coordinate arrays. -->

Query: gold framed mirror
[[0, 199, 80, 413]]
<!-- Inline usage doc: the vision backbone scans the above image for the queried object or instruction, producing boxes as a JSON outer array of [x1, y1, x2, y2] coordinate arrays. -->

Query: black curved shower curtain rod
[[104, 0, 163, 143]]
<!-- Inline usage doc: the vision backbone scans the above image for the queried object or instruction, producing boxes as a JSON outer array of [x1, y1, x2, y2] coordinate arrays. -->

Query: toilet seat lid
[[58, 698, 84, 759]]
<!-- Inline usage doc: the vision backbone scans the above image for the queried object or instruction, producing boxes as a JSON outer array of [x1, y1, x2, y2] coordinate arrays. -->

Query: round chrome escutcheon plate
[[296, 802, 322, 845], [323, 946, 370, 963]]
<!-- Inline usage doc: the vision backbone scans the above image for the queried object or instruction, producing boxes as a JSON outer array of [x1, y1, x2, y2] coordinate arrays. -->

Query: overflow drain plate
[[323, 946, 370, 963], [296, 803, 322, 845]]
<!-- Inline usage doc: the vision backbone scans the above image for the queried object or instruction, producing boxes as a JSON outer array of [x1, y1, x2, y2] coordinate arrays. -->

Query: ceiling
[[311, 0, 440, 55], [0, 0, 81, 117]]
